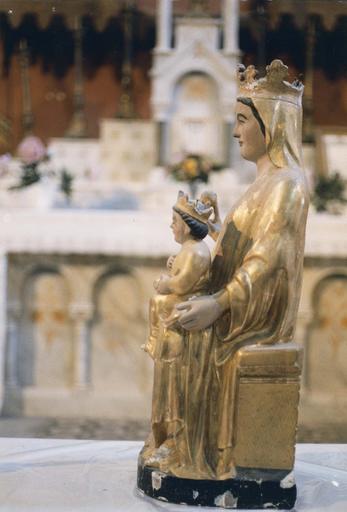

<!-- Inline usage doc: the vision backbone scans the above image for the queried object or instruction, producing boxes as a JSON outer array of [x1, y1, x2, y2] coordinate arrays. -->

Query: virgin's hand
[[175, 295, 223, 331]]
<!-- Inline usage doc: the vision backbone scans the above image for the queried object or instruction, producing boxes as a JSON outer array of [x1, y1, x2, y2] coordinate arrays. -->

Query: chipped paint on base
[[280, 471, 295, 489], [151, 471, 166, 491], [214, 490, 238, 508]]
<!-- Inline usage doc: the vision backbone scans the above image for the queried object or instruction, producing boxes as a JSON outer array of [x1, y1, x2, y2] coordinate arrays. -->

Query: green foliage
[[9, 162, 41, 189], [60, 169, 73, 200], [312, 172, 347, 214], [10, 161, 74, 200]]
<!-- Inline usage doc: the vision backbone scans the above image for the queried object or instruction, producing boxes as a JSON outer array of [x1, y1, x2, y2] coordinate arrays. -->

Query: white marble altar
[[0, 209, 347, 420]]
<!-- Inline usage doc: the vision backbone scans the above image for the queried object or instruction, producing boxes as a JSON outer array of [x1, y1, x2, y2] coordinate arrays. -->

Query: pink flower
[[17, 136, 46, 164], [0, 153, 11, 176]]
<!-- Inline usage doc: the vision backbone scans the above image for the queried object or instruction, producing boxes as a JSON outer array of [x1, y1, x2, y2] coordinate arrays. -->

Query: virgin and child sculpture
[[137, 60, 309, 509]]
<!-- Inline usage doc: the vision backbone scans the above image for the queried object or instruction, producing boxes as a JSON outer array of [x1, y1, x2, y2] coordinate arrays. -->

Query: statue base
[[137, 464, 296, 509]]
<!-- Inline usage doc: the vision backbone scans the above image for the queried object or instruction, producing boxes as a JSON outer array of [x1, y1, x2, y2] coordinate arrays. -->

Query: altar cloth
[[0, 439, 346, 511]]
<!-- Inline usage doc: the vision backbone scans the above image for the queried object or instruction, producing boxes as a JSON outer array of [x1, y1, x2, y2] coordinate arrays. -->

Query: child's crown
[[174, 191, 213, 224]]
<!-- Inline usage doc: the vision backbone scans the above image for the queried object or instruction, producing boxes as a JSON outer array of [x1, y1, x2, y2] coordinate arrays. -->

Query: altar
[[0, 209, 346, 424]]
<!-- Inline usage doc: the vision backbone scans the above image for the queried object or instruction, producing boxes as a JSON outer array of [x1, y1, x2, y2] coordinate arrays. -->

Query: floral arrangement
[[10, 135, 73, 200], [311, 172, 347, 214], [169, 154, 223, 185]]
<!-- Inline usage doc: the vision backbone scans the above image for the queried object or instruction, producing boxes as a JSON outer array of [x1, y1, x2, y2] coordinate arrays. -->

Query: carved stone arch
[[152, 47, 236, 123], [305, 272, 347, 394], [311, 272, 347, 311], [90, 264, 150, 395], [18, 264, 72, 389], [92, 263, 134, 321], [170, 68, 222, 108], [168, 71, 224, 163]]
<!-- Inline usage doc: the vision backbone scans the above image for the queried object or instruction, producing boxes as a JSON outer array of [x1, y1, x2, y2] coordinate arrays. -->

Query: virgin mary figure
[[176, 59, 309, 479], [138, 60, 309, 494]]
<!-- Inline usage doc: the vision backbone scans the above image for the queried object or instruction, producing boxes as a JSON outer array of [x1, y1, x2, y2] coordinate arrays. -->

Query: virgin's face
[[171, 211, 189, 244], [233, 101, 267, 163]]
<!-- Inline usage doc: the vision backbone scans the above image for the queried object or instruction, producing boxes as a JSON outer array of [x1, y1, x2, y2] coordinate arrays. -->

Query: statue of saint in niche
[[138, 60, 309, 510]]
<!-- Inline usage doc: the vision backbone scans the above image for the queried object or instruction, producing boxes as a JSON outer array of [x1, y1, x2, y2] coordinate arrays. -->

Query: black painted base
[[137, 464, 296, 509]]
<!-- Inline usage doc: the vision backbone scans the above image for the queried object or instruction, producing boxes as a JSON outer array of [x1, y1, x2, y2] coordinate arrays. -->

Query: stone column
[[223, 0, 239, 54], [69, 303, 93, 389], [156, 121, 168, 166], [0, 253, 7, 412], [156, 0, 172, 52], [224, 121, 233, 167], [6, 302, 21, 388]]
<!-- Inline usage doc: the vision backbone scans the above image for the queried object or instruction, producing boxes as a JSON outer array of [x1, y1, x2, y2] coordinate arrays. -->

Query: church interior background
[[0, 0, 347, 441]]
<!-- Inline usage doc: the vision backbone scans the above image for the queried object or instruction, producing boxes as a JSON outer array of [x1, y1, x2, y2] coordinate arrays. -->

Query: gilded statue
[[138, 60, 309, 509], [142, 191, 212, 470]]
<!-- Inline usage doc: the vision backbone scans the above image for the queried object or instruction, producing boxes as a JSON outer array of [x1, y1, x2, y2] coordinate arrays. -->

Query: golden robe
[[142, 240, 211, 470], [211, 166, 309, 465]]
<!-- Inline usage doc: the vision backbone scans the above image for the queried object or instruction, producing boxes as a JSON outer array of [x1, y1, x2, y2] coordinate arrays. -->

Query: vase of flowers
[[168, 154, 223, 198], [9, 135, 73, 208]]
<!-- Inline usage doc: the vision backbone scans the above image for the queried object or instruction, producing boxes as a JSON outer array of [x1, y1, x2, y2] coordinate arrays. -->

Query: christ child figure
[[142, 191, 213, 468]]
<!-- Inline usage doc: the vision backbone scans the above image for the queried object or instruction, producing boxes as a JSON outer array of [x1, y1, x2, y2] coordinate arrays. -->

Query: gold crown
[[238, 59, 304, 107], [174, 191, 213, 224]]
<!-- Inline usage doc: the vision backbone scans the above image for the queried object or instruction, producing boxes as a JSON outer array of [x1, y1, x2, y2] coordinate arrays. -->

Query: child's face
[[171, 211, 189, 244]]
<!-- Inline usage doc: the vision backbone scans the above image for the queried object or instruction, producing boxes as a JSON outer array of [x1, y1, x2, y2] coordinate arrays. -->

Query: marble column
[[224, 121, 233, 167], [0, 253, 7, 412], [156, 121, 168, 166], [223, 0, 239, 54], [156, 0, 172, 52], [5, 302, 20, 388], [69, 303, 93, 389]]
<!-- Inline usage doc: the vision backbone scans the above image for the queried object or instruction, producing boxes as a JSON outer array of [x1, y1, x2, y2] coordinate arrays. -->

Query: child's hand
[[154, 274, 171, 294], [167, 255, 176, 271]]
